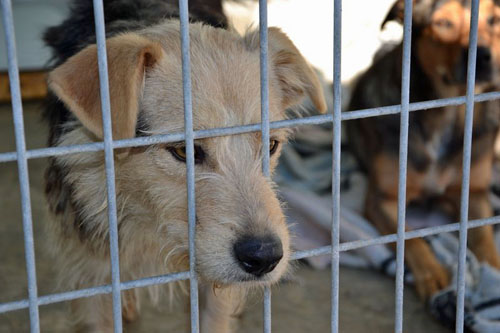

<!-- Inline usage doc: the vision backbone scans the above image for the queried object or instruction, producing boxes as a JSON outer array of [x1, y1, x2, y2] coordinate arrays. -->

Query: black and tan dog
[[347, 0, 500, 300], [43, 0, 325, 331]]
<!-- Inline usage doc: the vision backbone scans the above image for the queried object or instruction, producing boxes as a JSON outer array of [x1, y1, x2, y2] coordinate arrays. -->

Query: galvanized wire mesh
[[0, 0, 498, 332]]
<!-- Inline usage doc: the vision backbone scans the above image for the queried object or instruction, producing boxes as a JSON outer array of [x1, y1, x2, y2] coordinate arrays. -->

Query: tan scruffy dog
[[42, 0, 326, 332]]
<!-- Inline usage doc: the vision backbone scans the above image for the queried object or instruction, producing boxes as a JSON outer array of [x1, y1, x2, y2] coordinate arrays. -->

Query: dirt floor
[[0, 102, 450, 332]]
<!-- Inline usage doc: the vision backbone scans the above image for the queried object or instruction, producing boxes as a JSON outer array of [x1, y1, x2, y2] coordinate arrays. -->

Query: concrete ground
[[0, 102, 451, 332]]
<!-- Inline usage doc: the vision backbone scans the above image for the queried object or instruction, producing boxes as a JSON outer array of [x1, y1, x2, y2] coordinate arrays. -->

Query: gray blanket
[[276, 118, 500, 332]]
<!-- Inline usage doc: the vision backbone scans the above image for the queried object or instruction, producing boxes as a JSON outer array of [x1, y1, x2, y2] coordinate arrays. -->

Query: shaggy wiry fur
[[43, 1, 326, 332]]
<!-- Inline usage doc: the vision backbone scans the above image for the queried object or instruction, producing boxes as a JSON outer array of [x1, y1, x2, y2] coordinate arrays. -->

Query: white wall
[[0, 0, 68, 70], [1, 0, 403, 77], [225, 0, 403, 83]]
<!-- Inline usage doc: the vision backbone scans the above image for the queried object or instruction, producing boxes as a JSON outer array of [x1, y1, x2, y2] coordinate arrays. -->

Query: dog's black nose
[[233, 236, 283, 277], [476, 46, 492, 82], [477, 46, 491, 65]]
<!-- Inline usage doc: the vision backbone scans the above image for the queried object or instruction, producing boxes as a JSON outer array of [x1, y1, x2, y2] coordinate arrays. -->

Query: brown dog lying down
[[43, 0, 326, 331], [346, 0, 500, 301]]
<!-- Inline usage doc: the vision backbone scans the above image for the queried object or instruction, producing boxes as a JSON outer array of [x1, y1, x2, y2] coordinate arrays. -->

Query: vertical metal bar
[[331, 0, 342, 332], [263, 287, 271, 333], [258, 1, 271, 332], [394, 1, 413, 332], [92, 1, 123, 331], [0, 1, 40, 331], [259, 0, 270, 176], [455, 0, 479, 331], [178, 1, 200, 332]]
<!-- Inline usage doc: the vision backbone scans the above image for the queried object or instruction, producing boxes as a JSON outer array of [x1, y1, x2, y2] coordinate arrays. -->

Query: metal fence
[[1, 0, 500, 332]]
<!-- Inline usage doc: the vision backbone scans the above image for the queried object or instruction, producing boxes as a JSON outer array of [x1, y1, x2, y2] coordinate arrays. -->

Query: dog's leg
[[466, 148, 500, 267], [467, 151, 500, 268], [71, 290, 138, 331], [122, 289, 139, 323], [71, 295, 114, 333], [444, 188, 500, 269], [365, 184, 449, 300], [468, 192, 500, 268], [445, 150, 500, 268], [199, 285, 244, 333], [69, 287, 138, 331]]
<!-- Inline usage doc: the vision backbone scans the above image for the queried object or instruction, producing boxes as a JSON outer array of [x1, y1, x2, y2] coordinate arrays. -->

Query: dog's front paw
[[406, 240, 450, 301], [480, 251, 500, 270], [413, 259, 449, 301]]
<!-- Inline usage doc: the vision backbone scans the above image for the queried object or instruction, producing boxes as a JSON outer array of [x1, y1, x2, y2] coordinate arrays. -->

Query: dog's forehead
[[431, 0, 497, 17], [431, 0, 471, 11], [139, 22, 285, 135], [424, 0, 498, 46]]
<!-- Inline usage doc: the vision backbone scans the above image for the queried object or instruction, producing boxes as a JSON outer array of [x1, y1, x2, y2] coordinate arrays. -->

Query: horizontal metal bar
[[342, 91, 500, 120], [2, 214, 499, 314], [291, 245, 333, 261], [1, 92, 499, 164], [39, 286, 112, 309], [0, 271, 190, 314], [290, 215, 500, 260], [2, 142, 106, 163], [121, 271, 191, 291]]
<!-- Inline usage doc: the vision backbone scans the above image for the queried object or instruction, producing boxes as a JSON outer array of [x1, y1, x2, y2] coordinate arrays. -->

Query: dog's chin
[[234, 273, 280, 285], [203, 267, 286, 288], [211, 276, 278, 289]]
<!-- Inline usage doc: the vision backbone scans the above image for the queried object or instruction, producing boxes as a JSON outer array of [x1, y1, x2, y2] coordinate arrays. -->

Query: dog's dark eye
[[168, 145, 205, 164], [269, 140, 280, 155], [488, 16, 500, 27], [434, 18, 453, 29]]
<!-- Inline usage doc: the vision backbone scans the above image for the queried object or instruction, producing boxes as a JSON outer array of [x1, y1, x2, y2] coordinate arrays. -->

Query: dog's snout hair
[[192, 135, 290, 284]]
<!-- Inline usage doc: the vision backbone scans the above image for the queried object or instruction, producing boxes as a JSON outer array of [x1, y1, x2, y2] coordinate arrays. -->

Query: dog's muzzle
[[233, 235, 283, 277], [475, 46, 493, 82], [456, 46, 492, 83]]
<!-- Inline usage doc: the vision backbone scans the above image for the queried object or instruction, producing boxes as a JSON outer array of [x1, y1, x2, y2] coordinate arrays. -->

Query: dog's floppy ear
[[267, 28, 327, 113], [382, 0, 435, 28], [382, 0, 406, 27], [245, 28, 327, 113], [48, 33, 164, 140]]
